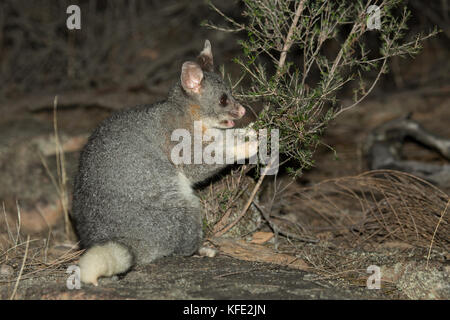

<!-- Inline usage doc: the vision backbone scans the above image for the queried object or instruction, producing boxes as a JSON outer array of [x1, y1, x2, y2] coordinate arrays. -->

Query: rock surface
[[1, 255, 391, 300]]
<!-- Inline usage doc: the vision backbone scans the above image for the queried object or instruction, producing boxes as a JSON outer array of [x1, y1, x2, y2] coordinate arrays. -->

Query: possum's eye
[[220, 93, 228, 107]]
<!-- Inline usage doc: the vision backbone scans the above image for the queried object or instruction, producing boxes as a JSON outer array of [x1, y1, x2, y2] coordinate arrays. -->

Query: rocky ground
[[2, 255, 393, 300]]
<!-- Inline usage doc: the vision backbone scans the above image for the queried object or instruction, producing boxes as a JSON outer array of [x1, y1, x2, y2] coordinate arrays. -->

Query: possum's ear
[[181, 61, 204, 95], [197, 39, 214, 72]]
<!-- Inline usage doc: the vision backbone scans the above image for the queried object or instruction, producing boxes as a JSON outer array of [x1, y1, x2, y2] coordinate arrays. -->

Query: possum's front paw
[[230, 126, 258, 161]]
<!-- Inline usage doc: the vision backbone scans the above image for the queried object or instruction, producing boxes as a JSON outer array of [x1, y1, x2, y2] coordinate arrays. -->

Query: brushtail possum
[[71, 40, 257, 285]]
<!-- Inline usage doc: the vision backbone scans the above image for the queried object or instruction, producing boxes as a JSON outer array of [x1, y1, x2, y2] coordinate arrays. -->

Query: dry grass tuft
[[275, 170, 449, 251], [199, 166, 263, 238], [0, 203, 83, 299]]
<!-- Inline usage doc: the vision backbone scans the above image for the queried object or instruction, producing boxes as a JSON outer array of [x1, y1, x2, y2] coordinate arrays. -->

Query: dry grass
[[205, 169, 449, 293], [0, 203, 82, 299], [0, 97, 81, 299], [199, 166, 263, 238], [270, 170, 449, 252], [36, 97, 74, 241]]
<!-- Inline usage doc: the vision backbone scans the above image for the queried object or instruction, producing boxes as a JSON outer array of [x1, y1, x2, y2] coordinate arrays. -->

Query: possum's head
[[179, 40, 246, 129]]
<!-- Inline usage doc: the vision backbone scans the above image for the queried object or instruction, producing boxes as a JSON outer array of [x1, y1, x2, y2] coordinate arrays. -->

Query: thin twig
[[52, 96, 71, 240], [278, 0, 307, 73], [426, 199, 449, 268], [9, 235, 30, 300], [216, 157, 276, 237]]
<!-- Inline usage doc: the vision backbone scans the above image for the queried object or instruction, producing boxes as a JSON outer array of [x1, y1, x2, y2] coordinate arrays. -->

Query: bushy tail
[[78, 241, 133, 286]]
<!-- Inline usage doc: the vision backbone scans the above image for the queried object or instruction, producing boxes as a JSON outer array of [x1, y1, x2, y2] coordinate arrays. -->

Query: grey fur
[[71, 41, 246, 265]]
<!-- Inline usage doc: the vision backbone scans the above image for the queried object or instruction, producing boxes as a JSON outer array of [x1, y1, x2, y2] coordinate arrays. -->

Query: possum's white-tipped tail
[[78, 242, 133, 286]]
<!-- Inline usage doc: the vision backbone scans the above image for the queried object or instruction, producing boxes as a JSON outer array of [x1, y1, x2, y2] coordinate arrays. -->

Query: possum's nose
[[230, 104, 246, 119], [237, 104, 246, 117]]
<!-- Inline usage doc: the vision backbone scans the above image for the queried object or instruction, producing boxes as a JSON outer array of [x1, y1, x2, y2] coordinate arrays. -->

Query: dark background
[[0, 1, 447, 106]]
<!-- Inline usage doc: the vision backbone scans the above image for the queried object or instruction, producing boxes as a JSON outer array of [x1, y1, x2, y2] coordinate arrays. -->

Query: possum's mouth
[[220, 120, 235, 128]]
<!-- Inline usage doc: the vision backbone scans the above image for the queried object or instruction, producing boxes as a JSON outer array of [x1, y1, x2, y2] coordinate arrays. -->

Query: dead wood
[[364, 114, 450, 187]]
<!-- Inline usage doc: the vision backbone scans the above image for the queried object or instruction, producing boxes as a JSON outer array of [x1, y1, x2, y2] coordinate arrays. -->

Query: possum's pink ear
[[197, 39, 214, 72], [181, 61, 204, 95]]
